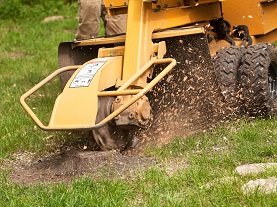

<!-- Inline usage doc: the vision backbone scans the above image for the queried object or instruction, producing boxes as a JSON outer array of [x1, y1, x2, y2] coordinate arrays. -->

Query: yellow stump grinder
[[21, 0, 277, 151]]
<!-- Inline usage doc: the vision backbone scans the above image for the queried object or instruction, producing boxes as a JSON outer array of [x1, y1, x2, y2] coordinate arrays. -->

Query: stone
[[235, 163, 277, 176], [42, 16, 64, 23], [241, 177, 277, 195]]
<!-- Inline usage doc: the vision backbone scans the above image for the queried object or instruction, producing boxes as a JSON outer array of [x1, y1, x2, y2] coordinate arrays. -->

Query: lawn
[[0, 4, 277, 207]]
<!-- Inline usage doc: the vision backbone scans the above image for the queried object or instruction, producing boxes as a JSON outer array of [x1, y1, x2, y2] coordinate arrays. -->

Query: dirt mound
[[5, 149, 157, 185]]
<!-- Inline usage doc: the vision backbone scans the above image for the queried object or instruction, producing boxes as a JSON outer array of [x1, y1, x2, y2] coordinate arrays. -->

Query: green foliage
[[0, 0, 78, 20], [0, 0, 26, 19]]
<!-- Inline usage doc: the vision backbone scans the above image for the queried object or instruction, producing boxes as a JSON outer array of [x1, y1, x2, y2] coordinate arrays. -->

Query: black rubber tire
[[238, 43, 277, 116], [213, 46, 245, 106]]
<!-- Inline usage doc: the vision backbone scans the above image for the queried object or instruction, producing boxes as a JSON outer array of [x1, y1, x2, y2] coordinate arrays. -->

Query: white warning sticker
[[70, 62, 105, 88]]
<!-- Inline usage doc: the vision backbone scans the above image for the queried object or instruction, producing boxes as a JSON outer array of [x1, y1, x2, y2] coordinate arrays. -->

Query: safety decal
[[70, 62, 105, 88]]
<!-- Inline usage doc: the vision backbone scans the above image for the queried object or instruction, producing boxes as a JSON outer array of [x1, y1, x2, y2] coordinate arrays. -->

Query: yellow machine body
[[20, 0, 277, 150], [49, 57, 122, 129], [222, 0, 277, 36], [21, 0, 222, 130], [221, 0, 277, 46]]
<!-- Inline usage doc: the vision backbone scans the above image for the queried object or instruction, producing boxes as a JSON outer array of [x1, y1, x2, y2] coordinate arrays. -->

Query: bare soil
[[3, 141, 191, 185], [3, 148, 157, 185]]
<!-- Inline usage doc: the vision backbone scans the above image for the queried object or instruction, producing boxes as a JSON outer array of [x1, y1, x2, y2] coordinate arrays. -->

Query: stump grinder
[[21, 0, 277, 151]]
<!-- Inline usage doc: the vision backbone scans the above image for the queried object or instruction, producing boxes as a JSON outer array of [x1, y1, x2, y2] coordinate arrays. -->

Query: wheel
[[238, 43, 277, 115], [92, 97, 138, 151], [213, 46, 245, 106]]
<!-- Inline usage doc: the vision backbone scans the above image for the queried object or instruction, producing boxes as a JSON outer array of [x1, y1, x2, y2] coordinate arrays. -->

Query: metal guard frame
[[20, 58, 176, 131]]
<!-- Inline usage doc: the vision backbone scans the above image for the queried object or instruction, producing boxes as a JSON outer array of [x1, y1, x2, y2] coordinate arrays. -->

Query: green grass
[[1, 119, 277, 206], [0, 7, 277, 207], [149, 118, 277, 163], [0, 18, 78, 158]]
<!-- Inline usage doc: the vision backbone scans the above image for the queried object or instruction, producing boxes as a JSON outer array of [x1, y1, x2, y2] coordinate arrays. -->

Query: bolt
[[115, 97, 121, 103], [129, 112, 135, 119]]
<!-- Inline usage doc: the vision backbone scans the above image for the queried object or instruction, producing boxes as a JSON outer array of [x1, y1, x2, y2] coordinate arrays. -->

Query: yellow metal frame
[[21, 0, 222, 131], [21, 0, 277, 132], [20, 58, 176, 130], [104, 0, 222, 10], [73, 26, 205, 47], [20, 65, 81, 130]]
